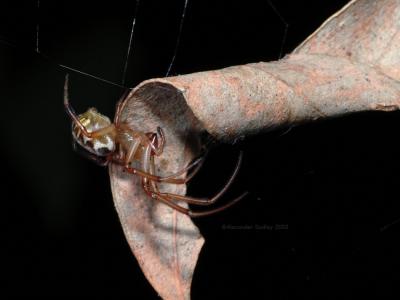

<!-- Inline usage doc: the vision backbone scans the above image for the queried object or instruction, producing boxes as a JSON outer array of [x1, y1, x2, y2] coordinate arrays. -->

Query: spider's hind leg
[[146, 150, 248, 217], [149, 191, 248, 218]]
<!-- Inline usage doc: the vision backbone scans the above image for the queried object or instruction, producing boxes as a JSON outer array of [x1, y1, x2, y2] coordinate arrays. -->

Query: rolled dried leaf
[[109, 84, 204, 300], [296, 0, 400, 81], [133, 53, 400, 142], [109, 0, 400, 299]]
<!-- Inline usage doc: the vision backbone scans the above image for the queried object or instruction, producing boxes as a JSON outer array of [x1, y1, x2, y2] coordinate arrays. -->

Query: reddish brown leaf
[[109, 0, 400, 298], [109, 84, 205, 300]]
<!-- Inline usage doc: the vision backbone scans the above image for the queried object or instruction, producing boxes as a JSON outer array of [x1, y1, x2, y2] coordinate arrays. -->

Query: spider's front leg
[[64, 74, 116, 138], [114, 89, 131, 125], [143, 127, 165, 157], [117, 124, 164, 157], [154, 127, 165, 156], [114, 131, 204, 183]]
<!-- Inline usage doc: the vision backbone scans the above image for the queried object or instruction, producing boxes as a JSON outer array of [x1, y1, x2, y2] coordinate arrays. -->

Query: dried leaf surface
[[109, 0, 400, 299], [109, 84, 204, 300]]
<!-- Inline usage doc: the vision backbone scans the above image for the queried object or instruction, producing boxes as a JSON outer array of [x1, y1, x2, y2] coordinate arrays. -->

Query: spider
[[64, 75, 248, 217]]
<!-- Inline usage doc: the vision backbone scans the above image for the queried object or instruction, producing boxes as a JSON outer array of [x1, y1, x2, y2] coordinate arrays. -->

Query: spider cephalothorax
[[64, 75, 247, 217]]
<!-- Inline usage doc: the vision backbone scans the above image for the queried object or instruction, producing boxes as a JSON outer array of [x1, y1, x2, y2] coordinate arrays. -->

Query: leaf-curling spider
[[64, 75, 248, 217]]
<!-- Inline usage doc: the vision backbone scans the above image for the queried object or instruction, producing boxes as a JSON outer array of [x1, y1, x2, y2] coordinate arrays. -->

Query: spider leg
[[141, 129, 204, 182], [114, 89, 130, 124], [117, 156, 204, 183], [150, 151, 246, 205], [114, 132, 205, 183], [149, 155, 160, 192], [116, 124, 202, 183], [138, 135, 205, 183], [140, 143, 162, 198], [188, 192, 247, 217], [143, 127, 200, 184], [64, 74, 88, 135], [139, 148, 217, 216], [144, 127, 164, 156], [150, 188, 248, 217], [146, 188, 192, 215], [118, 123, 161, 156], [88, 125, 116, 138], [123, 139, 141, 166], [141, 148, 161, 198], [142, 145, 247, 217], [158, 154, 205, 183], [64, 75, 116, 138], [155, 127, 165, 156]]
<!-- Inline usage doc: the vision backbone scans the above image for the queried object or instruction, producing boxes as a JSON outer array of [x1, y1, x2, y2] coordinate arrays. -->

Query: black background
[[1, 0, 400, 299]]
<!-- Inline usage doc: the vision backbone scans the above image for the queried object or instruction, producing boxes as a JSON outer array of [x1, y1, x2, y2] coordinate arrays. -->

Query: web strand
[[56, 60, 128, 88], [3, 1, 285, 88], [121, 0, 140, 86], [0, 36, 128, 88], [36, 0, 40, 53], [267, 0, 289, 59], [165, 0, 189, 77], [40, 50, 128, 88]]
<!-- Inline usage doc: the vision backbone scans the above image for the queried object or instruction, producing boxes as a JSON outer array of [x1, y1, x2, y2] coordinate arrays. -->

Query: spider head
[[72, 108, 116, 156]]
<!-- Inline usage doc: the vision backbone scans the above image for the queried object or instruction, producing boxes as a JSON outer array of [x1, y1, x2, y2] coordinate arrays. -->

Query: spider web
[[0, 0, 289, 89]]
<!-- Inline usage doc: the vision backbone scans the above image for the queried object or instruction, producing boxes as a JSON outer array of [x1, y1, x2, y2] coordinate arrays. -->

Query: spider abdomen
[[72, 108, 116, 156]]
